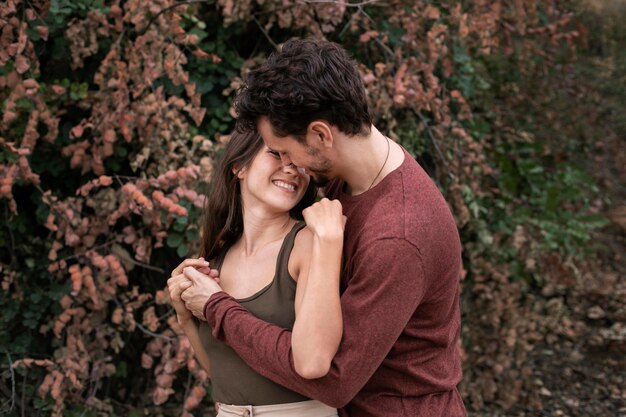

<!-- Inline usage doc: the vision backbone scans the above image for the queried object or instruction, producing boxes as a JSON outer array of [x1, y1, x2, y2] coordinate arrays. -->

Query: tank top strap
[[275, 221, 306, 282], [212, 246, 228, 272], [212, 221, 305, 280]]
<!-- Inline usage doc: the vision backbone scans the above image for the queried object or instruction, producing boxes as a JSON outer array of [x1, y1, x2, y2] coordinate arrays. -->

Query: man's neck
[[336, 125, 404, 196]]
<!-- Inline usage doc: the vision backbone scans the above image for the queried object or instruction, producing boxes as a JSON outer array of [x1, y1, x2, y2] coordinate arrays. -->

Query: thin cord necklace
[[367, 137, 390, 191]]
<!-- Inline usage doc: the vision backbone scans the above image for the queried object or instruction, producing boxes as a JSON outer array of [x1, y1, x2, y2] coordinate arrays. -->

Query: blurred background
[[1, 0, 624, 416]]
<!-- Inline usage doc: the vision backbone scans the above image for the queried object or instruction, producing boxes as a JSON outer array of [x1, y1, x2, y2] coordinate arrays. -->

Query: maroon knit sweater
[[204, 149, 466, 417]]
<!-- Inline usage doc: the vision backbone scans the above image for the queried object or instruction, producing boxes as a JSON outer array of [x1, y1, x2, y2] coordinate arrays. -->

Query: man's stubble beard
[[310, 174, 330, 188], [303, 146, 333, 188]]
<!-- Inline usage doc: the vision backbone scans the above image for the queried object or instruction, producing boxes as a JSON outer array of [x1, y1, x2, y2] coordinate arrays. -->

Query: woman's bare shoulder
[[288, 225, 313, 280], [295, 225, 313, 246]]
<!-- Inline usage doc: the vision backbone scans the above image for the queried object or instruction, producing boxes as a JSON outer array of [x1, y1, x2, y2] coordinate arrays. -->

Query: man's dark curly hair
[[234, 39, 372, 142]]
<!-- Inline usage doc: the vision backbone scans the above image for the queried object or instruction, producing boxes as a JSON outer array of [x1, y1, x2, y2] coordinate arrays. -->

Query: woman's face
[[237, 146, 311, 215]]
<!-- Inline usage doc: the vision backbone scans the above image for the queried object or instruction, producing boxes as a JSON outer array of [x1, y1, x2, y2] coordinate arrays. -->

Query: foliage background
[[1, 0, 624, 416]]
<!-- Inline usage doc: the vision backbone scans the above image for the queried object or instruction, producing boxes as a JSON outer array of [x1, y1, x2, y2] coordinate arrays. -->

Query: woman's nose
[[282, 163, 297, 174]]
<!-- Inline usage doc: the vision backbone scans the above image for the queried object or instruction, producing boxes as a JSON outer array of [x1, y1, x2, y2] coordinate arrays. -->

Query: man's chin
[[311, 175, 330, 187]]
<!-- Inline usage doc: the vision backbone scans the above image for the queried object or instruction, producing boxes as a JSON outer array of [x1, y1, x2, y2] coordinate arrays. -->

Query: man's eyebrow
[[268, 146, 286, 154]]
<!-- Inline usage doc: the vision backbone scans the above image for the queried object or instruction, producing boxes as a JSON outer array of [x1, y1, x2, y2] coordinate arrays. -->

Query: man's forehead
[[256, 116, 274, 135], [260, 135, 283, 150]]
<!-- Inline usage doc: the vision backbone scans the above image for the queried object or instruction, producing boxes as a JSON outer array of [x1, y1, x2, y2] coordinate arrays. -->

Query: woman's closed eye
[[267, 149, 280, 158]]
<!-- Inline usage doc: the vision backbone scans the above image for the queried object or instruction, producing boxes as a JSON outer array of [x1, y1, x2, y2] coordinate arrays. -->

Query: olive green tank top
[[198, 222, 309, 406]]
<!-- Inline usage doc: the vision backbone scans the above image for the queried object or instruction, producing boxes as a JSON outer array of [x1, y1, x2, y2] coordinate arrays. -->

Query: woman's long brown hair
[[199, 130, 317, 261]]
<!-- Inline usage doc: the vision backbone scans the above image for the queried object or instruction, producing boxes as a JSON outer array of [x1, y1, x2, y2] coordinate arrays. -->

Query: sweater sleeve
[[204, 238, 425, 408]]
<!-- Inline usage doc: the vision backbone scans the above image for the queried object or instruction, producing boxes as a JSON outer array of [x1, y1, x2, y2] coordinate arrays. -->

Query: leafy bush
[[0, 0, 609, 415]]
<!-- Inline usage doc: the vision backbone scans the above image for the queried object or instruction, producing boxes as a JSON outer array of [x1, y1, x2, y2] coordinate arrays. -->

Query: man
[[181, 39, 466, 416]]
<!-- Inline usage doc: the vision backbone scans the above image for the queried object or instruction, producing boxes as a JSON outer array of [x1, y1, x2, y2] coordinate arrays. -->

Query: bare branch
[[136, 321, 175, 341], [113, 297, 175, 341], [4, 204, 17, 268], [114, 251, 166, 274], [137, 0, 212, 36], [338, 6, 361, 37], [182, 371, 193, 413], [20, 370, 26, 417], [50, 240, 116, 264], [412, 108, 447, 165], [4, 350, 15, 412], [297, 0, 385, 7], [252, 15, 278, 50]]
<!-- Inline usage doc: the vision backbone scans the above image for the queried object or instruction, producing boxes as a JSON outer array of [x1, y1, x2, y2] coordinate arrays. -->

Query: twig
[[113, 174, 141, 181], [297, 0, 384, 7], [135, 322, 175, 341], [114, 250, 166, 274], [252, 15, 278, 50], [51, 240, 116, 264], [158, 309, 176, 321], [83, 359, 100, 415], [338, 6, 361, 38], [20, 370, 26, 417], [0, 381, 14, 413], [35, 174, 163, 275], [115, 27, 127, 49], [113, 298, 175, 341], [252, 5, 295, 16], [182, 371, 192, 413], [355, 7, 395, 58], [148, 35, 192, 169], [4, 350, 15, 412], [137, 0, 212, 36], [412, 108, 447, 164], [4, 204, 17, 268], [50, 238, 164, 273], [114, 174, 127, 188]]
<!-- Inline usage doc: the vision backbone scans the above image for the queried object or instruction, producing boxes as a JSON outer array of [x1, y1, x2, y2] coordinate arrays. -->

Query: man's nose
[[279, 153, 292, 167]]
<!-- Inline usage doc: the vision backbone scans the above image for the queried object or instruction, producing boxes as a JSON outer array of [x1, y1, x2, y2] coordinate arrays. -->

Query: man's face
[[257, 117, 334, 187]]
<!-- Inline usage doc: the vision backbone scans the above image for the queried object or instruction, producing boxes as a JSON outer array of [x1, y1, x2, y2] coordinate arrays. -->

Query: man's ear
[[307, 121, 334, 149]]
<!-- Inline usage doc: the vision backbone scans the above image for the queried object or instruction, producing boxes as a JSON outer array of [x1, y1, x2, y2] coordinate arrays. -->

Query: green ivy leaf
[[177, 243, 189, 257], [185, 227, 198, 241], [166, 233, 183, 248]]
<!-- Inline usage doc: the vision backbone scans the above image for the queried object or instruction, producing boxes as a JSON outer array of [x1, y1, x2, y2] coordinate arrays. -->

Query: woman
[[167, 130, 343, 416]]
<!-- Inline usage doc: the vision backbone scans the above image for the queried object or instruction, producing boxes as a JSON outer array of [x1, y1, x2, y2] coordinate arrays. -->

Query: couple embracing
[[168, 39, 466, 417]]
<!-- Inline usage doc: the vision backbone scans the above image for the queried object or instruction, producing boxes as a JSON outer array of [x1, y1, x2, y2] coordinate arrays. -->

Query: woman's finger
[[168, 274, 193, 298], [169, 284, 182, 300], [171, 258, 206, 276], [171, 258, 210, 277]]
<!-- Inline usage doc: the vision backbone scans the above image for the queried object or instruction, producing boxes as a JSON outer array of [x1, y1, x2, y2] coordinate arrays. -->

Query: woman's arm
[[178, 316, 211, 374], [168, 259, 213, 375], [291, 198, 344, 379]]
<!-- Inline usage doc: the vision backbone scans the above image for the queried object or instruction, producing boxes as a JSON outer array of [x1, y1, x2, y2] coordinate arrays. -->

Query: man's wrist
[[203, 291, 221, 322], [203, 291, 231, 324]]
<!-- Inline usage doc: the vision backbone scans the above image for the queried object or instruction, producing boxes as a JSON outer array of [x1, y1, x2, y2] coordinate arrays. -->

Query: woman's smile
[[272, 179, 297, 192]]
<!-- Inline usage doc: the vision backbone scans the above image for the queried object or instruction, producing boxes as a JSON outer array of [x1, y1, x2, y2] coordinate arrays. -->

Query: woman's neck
[[237, 209, 295, 256]]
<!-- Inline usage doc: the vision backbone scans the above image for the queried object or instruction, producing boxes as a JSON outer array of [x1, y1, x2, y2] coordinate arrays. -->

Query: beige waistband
[[215, 400, 338, 417]]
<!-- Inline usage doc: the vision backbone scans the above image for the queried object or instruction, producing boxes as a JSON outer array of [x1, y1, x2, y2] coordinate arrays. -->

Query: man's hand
[[180, 266, 222, 320], [168, 258, 214, 323]]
